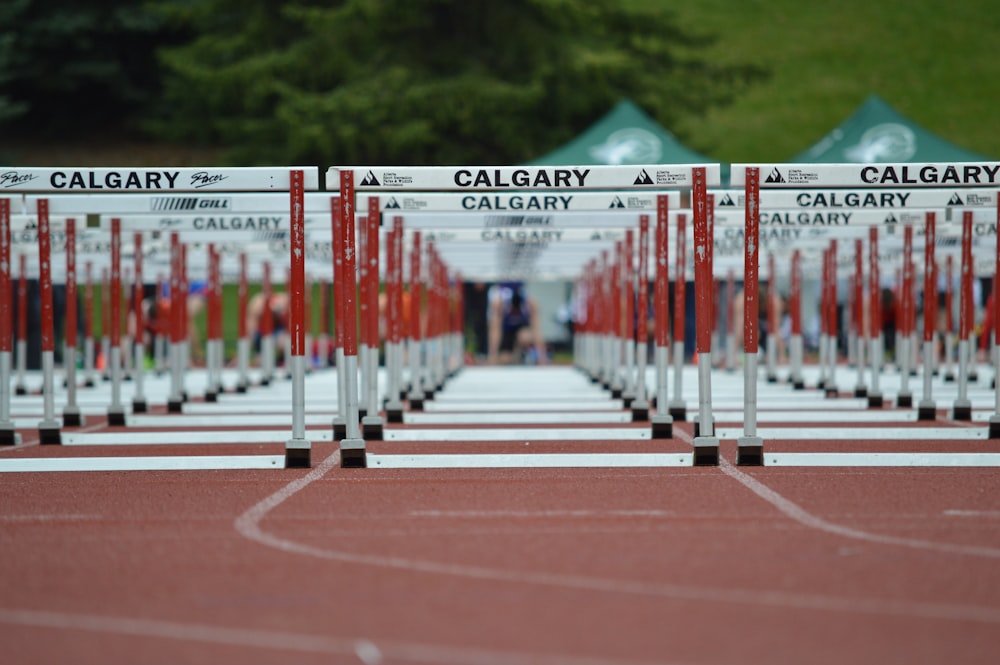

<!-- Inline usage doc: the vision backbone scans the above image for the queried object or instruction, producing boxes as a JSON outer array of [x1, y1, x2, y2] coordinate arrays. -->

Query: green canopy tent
[[528, 99, 724, 178], [791, 94, 991, 163]]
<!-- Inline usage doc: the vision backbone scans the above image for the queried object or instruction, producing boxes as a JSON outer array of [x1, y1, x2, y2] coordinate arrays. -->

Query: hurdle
[[2, 166, 320, 465], [651, 196, 674, 437]]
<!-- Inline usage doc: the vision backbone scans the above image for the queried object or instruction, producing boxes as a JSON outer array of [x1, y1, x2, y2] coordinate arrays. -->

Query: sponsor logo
[[151, 197, 232, 212], [633, 169, 654, 185], [0, 171, 40, 189]]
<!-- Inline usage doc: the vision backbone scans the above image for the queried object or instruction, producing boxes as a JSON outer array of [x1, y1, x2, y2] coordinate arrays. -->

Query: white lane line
[[0, 514, 103, 522], [403, 412, 632, 425], [0, 455, 283, 472], [233, 453, 1000, 624], [128, 414, 334, 428], [714, 427, 985, 440], [766, 453, 1000, 467], [943, 510, 1000, 517], [61, 430, 333, 445], [424, 401, 624, 412], [671, 428, 1000, 559], [384, 428, 649, 442], [408, 510, 675, 518], [367, 453, 691, 469], [0, 608, 660, 665]]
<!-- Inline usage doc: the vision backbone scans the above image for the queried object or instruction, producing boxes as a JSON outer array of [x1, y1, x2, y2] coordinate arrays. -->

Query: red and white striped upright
[[383, 218, 406, 422], [736, 167, 763, 465], [631, 214, 651, 421], [953, 211, 975, 420], [259, 261, 275, 385], [286, 168, 312, 467], [337, 169, 366, 466], [669, 212, 688, 421], [896, 224, 915, 407], [407, 230, 425, 409], [236, 252, 250, 392], [35, 199, 62, 441], [131, 232, 148, 413], [651, 196, 673, 436], [825, 239, 839, 397], [853, 238, 868, 398], [106, 217, 127, 426], [83, 261, 96, 387], [330, 197, 347, 437], [361, 198, 383, 439], [789, 248, 804, 389], [166, 232, 184, 411], [990, 199, 1000, 437], [691, 166, 717, 464], [944, 255, 956, 382], [918, 212, 938, 419], [0, 198, 20, 445], [61, 219, 85, 426], [15, 253, 27, 395], [765, 251, 779, 383], [621, 228, 636, 405], [867, 227, 884, 408]]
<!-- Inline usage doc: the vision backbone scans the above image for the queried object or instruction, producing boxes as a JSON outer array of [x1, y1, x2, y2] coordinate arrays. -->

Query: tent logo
[[765, 168, 786, 184], [948, 193, 964, 206], [590, 128, 662, 165], [633, 170, 654, 185], [609, 196, 625, 208], [884, 213, 898, 224], [360, 171, 380, 186], [844, 123, 917, 162], [718, 193, 736, 206], [384, 197, 400, 209]]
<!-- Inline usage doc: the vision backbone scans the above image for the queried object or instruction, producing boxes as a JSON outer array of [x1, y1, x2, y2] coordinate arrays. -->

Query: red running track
[[2, 412, 1000, 664]]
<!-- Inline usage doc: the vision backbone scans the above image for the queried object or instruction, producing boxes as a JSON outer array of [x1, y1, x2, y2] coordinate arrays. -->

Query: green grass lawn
[[627, 0, 1000, 162]]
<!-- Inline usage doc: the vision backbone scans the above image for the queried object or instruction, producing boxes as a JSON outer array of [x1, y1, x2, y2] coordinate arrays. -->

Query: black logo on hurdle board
[[765, 168, 786, 184], [948, 193, 964, 205], [361, 171, 380, 186], [719, 193, 736, 206], [633, 170, 654, 185], [383, 197, 400, 209], [609, 196, 625, 208]]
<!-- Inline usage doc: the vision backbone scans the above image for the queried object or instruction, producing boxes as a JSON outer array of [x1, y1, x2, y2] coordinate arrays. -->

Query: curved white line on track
[[234, 452, 1000, 626], [0, 607, 665, 665], [674, 429, 1000, 559]]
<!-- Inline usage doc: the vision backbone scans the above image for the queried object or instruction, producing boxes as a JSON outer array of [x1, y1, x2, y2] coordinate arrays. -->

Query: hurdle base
[[83, 378, 95, 388], [284, 440, 311, 469], [384, 403, 405, 424], [107, 408, 127, 427], [235, 383, 248, 394], [970, 372, 979, 383], [0, 426, 21, 446], [737, 437, 765, 466], [792, 379, 806, 390], [167, 399, 184, 414], [943, 373, 955, 383], [815, 379, 826, 391], [333, 418, 347, 441], [62, 410, 86, 428], [896, 393, 913, 408], [917, 401, 937, 421], [824, 388, 839, 398], [630, 400, 649, 422], [668, 402, 687, 421], [132, 399, 148, 414], [408, 396, 425, 411], [952, 401, 973, 422], [15, 386, 27, 396], [38, 422, 62, 445], [989, 416, 1000, 439], [204, 391, 218, 403], [692, 438, 720, 466], [853, 387, 868, 398], [361, 416, 384, 441], [358, 407, 367, 419], [340, 438, 368, 468], [867, 393, 884, 409], [766, 374, 778, 384], [610, 387, 623, 400], [650, 414, 673, 439]]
